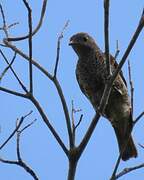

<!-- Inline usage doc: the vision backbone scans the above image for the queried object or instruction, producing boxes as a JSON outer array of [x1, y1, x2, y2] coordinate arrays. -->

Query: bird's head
[[69, 32, 97, 57]]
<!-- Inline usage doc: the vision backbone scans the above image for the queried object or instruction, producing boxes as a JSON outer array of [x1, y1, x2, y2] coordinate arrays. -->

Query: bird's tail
[[113, 117, 137, 161]]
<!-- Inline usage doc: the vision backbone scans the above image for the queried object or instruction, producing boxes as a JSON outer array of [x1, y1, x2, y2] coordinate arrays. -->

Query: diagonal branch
[[115, 163, 144, 179], [0, 86, 28, 98], [29, 94, 69, 157], [0, 50, 28, 93], [3, 40, 53, 80], [0, 118, 24, 150], [0, 56, 15, 83]]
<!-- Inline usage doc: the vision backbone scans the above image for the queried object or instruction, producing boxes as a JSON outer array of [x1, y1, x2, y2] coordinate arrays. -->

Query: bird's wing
[[110, 55, 127, 87]]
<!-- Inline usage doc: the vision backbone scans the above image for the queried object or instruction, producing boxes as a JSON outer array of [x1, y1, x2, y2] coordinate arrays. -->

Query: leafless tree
[[0, 1, 144, 180]]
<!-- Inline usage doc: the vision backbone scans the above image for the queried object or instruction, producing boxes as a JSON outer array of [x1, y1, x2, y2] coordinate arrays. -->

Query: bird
[[69, 32, 137, 161]]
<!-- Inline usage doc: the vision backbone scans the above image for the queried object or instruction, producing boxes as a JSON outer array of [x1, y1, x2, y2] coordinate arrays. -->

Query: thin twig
[[128, 60, 134, 116], [71, 100, 75, 143], [7, 0, 48, 42], [0, 3, 8, 37], [0, 119, 23, 150], [104, 0, 111, 76], [53, 20, 69, 78], [0, 86, 28, 98], [8, 22, 19, 29], [20, 119, 37, 133], [0, 50, 28, 93], [23, 0, 33, 93], [0, 57, 15, 83], [0, 118, 39, 180], [134, 111, 144, 125], [0, 111, 32, 150], [3, 39, 53, 80], [115, 163, 144, 179], [71, 101, 83, 145], [74, 114, 83, 132], [114, 40, 120, 59], [138, 143, 144, 149]]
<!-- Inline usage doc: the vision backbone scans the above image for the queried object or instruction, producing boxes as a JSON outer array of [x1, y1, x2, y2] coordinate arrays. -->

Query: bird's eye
[[83, 36, 88, 42]]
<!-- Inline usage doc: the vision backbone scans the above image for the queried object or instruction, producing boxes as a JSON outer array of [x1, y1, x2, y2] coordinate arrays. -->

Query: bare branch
[[78, 113, 101, 158], [0, 119, 23, 150], [23, 0, 33, 94], [0, 158, 19, 165], [114, 40, 120, 59], [0, 50, 28, 93], [0, 56, 15, 83], [104, 0, 111, 76], [115, 163, 144, 179], [0, 111, 38, 180], [0, 111, 33, 150], [53, 78, 73, 149], [99, 8, 144, 116], [0, 86, 28, 98], [74, 114, 83, 132], [0, 3, 8, 37], [3, 36, 72, 151], [3, 39, 53, 80], [139, 143, 144, 149], [111, 9, 144, 85], [71, 101, 83, 145], [8, 22, 19, 29], [29, 94, 69, 157], [128, 60, 134, 116], [20, 119, 37, 133], [53, 20, 69, 78], [6, 0, 48, 42], [134, 111, 144, 125]]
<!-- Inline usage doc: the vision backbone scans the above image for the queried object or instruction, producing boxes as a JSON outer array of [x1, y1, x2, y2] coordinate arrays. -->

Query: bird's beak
[[69, 40, 74, 46]]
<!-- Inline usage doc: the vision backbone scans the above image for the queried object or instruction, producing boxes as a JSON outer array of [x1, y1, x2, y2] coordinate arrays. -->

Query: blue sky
[[0, 0, 144, 180]]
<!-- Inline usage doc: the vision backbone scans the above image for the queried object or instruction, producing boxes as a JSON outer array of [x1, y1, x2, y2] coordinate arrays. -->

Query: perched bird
[[69, 32, 137, 161]]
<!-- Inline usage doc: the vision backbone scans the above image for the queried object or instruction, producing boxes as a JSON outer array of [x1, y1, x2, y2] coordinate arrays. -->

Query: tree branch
[[78, 113, 101, 158], [115, 163, 144, 179], [53, 20, 69, 78], [0, 111, 32, 150], [104, 0, 111, 76], [29, 94, 69, 157], [99, 8, 144, 116], [0, 3, 8, 37], [23, 0, 33, 94], [128, 60, 134, 116], [6, 0, 48, 42], [0, 86, 28, 98], [0, 50, 28, 93], [0, 55, 15, 83], [114, 40, 120, 59], [0, 113, 39, 180]]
